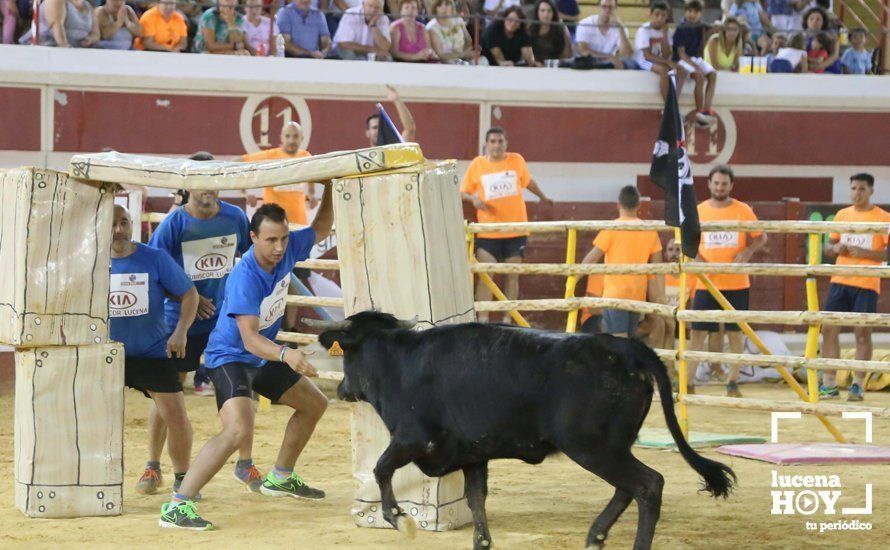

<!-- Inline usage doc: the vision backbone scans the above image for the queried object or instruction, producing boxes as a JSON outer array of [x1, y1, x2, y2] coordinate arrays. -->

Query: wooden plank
[[68, 144, 423, 190], [14, 343, 124, 517], [0, 169, 113, 347], [683, 394, 890, 418], [467, 220, 890, 234], [331, 162, 473, 531]]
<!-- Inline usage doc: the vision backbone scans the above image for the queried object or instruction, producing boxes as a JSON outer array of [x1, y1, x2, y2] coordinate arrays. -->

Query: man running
[[110, 205, 199, 495], [159, 185, 334, 530], [687, 165, 767, 397], [820, 173, 890, 401], [148, 158, 260, 493]]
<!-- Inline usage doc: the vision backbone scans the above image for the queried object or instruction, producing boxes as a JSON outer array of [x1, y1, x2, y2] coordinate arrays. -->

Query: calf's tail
[[636, 342, 736, 499]]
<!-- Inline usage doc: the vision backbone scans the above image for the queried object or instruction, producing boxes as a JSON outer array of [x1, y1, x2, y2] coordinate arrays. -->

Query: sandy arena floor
[[1, 382, 887, 549]]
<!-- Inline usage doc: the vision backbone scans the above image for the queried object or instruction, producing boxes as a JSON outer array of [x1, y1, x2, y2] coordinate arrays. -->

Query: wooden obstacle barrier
[[331, 162, 473, 531], [0, 169, 115, 347]]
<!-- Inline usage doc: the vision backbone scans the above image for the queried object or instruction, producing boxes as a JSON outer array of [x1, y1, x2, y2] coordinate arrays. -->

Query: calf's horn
[[397, 316, 419, 329], [301, 318, 352, 331]]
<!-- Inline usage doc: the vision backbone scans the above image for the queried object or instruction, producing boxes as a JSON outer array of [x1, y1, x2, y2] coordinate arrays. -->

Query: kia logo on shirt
[[128, 274, 137, 282], [109, 291, 137, 309], [195, 253, 227, 272], [264, 302, 283, 322], [220, 236, 228, 245]]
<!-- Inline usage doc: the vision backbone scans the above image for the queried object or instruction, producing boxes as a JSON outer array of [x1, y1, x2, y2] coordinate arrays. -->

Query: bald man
[[111, 205, 199, 495], [242, 122, 317, 225]]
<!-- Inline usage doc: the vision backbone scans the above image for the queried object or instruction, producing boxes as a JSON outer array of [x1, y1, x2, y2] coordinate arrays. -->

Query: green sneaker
[[158, 500, 213, 531], [260, 472, 325, 500], [847, 383, 864, 402], [819, 385, 840, 400]]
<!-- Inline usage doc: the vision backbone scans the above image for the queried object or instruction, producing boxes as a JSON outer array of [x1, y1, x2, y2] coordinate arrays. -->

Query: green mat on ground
[[636, 428, 766, 449]]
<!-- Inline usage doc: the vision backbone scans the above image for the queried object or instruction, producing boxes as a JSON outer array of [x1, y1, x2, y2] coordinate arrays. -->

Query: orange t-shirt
[[460, 153, 531, 239], [829, 205, 890, 293], [696, 199, 762, 290], [665, 273, 697, 307], [592, 218, 663, 301], [136, 7, 188, 51], [242, 148, 312, 225]]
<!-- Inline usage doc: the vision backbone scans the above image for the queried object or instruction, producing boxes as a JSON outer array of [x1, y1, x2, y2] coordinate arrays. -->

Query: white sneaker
[[194, 383, 215, 397]]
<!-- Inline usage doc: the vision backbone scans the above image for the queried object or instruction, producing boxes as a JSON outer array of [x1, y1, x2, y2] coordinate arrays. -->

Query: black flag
[[375, 103, 404, 146], [649, 73, 701, 259]]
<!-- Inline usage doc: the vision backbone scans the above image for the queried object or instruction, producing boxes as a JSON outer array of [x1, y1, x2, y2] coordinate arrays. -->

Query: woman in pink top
[[390, 0, 437, 62]]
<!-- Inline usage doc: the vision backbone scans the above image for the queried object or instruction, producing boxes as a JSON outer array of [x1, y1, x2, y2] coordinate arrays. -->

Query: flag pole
[[675, 227, 689, 439]]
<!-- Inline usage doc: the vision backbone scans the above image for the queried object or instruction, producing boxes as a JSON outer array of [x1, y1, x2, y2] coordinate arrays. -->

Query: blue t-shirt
[[841, 48, 871, 74], [110, 243, 194, 358], [276, 5, 330, 53], [148, 201, 251, 335], [672, 19, 708, 60], [204, 228, 316, 369]]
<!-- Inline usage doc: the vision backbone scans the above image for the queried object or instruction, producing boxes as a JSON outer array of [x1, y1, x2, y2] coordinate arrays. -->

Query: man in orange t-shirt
[[242, 122, 316, 226], [136, 1, 189, 52], [820, 173, 890, 402], [461, 127, 552, 321], [581, 186, 663, 337], [688, 165, 767, 397]]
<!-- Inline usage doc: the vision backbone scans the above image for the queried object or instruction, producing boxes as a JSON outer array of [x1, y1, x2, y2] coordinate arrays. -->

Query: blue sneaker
[[847, 383, 864, 402]]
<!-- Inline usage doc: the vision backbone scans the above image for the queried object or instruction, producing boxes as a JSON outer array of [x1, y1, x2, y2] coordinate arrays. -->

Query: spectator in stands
[[390, 0, 437, 62], [807, 31, 835, 74], [768, 32, 808, 72], [555, 0, 578, 37], [687, 165, 767, 398], [729, 0, 773, 54], [1, 0, 18, 44], [244, 0, 278, 56], [333, 0, 391, 60], [765, 31, 785, 66], [460, 127, 552, 323], [673, 0, 716, 128], [36, 0, 99, 47], [427, 0, 475, 64], [634, 1, 676, 99], [135, 0, 188, 53], [528, 0, 572, 63], [364, 85, 416, 145], [575, 0, 635, 70], [705, 16, 742, 71], [277, 0, 332, 58], [483, 0, 520, 19], [767, 0, 806, 33], [194, 0, 252, 55], [841, 28, 872, 74], [581, 186, 663, 338], [481, 5, 535, 66], [803, 7, 841, 73], [94, 0, 140, 50], [820, 173, 890, 402]]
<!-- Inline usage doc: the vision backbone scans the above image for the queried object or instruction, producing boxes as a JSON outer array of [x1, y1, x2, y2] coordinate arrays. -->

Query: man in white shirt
[[575, 0, 637, 69], [332, 0, 391, 60]]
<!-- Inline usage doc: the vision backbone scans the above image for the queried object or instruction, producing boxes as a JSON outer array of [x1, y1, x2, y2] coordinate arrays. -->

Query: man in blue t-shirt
[[148, 158, 257, 489], [110, 205, 199, 496], [160, 185, 334, 530]]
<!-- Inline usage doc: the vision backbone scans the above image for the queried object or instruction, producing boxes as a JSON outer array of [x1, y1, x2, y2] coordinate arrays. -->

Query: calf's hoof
[[585, 533, 607, 549], [474, 537, 492, 550], [393, 513, 416, 539]]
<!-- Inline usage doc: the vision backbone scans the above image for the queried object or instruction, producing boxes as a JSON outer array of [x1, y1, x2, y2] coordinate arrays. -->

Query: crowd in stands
[[1, 0, 880, 74]]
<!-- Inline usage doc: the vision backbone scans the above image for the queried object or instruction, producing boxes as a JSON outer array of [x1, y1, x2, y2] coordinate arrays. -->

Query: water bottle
[[275, 34, 285, 58]]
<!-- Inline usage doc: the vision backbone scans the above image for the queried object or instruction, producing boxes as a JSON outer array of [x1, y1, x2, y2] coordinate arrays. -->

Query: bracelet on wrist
[[279, 345, 288, 363]]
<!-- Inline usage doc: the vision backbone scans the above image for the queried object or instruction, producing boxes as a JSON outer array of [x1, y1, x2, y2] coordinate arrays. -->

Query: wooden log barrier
[[15, 343, 124, 517], [0, 169, 114, 347], [332, 162, 473, 531], [682, 394, 890, 418]]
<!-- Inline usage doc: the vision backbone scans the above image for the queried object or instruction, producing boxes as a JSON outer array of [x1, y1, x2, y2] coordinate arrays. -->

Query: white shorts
[[678, 56, 715, 75], [771, 14, 802, 33]]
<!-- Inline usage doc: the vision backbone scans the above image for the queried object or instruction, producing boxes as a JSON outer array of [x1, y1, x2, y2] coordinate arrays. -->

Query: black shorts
[[170, 331, 211, 373], [125, 356, 184, 398], [824, 283, 878, 314], [207, 361, 302, 411], [690, 288, 750, 332], [475, 236, 528, 261]]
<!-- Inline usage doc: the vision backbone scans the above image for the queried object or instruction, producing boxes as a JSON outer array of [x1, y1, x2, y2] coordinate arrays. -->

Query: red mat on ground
[[716, 443, 890, 465]]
